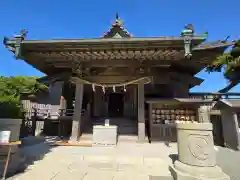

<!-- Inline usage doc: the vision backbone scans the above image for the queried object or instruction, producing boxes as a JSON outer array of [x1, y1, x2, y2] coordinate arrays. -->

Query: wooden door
[[108, 93, 124, 117]]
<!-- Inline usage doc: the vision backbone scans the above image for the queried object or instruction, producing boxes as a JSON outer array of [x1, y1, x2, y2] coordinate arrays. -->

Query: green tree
[[0, 76, 48, 97], [0, 76, 47, 118], [206, 40, 240, 92]]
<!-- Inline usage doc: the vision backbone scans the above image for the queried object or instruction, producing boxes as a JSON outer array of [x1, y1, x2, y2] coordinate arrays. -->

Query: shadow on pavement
[[6, 136, 59, 179]]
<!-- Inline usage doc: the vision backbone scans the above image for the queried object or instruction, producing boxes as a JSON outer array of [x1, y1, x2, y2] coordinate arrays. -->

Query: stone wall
[[221, 110, 240, 150]]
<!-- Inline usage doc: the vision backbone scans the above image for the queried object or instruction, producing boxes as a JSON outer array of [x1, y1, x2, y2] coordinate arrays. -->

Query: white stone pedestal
[[93, 125, 117, 146], [170, 123, 230, 180]]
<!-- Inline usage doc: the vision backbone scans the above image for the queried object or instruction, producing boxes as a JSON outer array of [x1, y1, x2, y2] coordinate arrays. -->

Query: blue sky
[[0, 0, 239, 92]]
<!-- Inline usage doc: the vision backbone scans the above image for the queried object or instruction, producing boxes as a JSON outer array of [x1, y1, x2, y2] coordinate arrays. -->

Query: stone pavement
[[216, 146, 240, 180], [9, 139, 176, 180], [8, 137, 239, 180]]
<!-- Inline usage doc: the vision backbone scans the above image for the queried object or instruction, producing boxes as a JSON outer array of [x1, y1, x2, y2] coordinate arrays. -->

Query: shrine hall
[[4, 15, 240, 147]]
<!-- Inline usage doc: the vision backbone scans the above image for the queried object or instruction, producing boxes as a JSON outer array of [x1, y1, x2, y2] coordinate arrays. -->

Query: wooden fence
[[150, 124, 177, 142]]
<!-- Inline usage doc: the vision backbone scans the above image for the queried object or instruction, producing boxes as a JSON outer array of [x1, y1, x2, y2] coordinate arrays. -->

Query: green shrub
[[0, 96, 23, 119]]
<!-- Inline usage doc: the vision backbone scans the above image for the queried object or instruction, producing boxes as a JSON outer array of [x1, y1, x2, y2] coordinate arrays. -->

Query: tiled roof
[[193, 40, 235, 50]]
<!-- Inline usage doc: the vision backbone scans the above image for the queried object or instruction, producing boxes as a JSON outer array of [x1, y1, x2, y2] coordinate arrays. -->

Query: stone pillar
[[221, 109, 240, 150], [70, 83, 84, 142], [198, 105, 211, 123], [137, 82, 145, 142], [170, 123, 230, 180]]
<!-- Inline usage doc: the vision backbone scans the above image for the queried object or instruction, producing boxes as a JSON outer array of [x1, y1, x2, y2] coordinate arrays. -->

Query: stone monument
[[170, 122, 230, 180]]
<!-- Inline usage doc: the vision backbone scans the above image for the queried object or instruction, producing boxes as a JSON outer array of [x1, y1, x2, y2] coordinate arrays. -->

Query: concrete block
[[93, 125, 117, 146]]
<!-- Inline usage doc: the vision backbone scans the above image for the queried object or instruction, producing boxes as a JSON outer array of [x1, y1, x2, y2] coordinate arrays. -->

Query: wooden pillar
[[138, 82, 145, 142], [70, 83, 84, 141]]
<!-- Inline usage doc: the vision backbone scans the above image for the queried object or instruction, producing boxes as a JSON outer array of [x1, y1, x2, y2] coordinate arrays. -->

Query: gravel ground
[[216, 146, 240, 180]]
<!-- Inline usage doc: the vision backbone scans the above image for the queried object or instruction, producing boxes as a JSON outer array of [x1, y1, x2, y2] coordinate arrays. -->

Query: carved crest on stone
[[188, 134, 211, 161]]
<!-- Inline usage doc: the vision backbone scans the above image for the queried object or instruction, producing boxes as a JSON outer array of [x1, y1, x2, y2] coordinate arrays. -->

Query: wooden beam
[[45, 58, 174, 66]]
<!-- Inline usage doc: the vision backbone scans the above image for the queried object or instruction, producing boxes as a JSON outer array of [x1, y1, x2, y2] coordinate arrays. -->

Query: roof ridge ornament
[[181, 24, 194, 59], [116, 12, 119, 20], [101, 13, 132, 38], [14, 29, 28, 40], [3, 29, 28, 59], [114, 12, 124, 26]]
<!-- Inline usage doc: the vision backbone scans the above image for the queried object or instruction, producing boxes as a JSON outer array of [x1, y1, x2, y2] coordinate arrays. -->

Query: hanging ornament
[[113, 86, 116, 92], [102, 86, 105, 94], [92, 84, 95, 92], [123, 85, 126, 92]]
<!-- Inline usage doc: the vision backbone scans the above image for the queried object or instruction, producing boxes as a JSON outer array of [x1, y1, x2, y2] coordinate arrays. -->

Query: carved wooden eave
[[3, 31, 232, 78], [3, 35, 207, 75], [37, 69, 203, 87]]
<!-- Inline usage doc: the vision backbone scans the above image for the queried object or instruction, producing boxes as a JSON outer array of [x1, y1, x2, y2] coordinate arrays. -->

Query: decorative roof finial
[[116, 12, 119, 20], [114, 12, 123, 26], [14, 29, 28, 40], [20, 29, 28, 38], [184, 24, 194, 33]]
